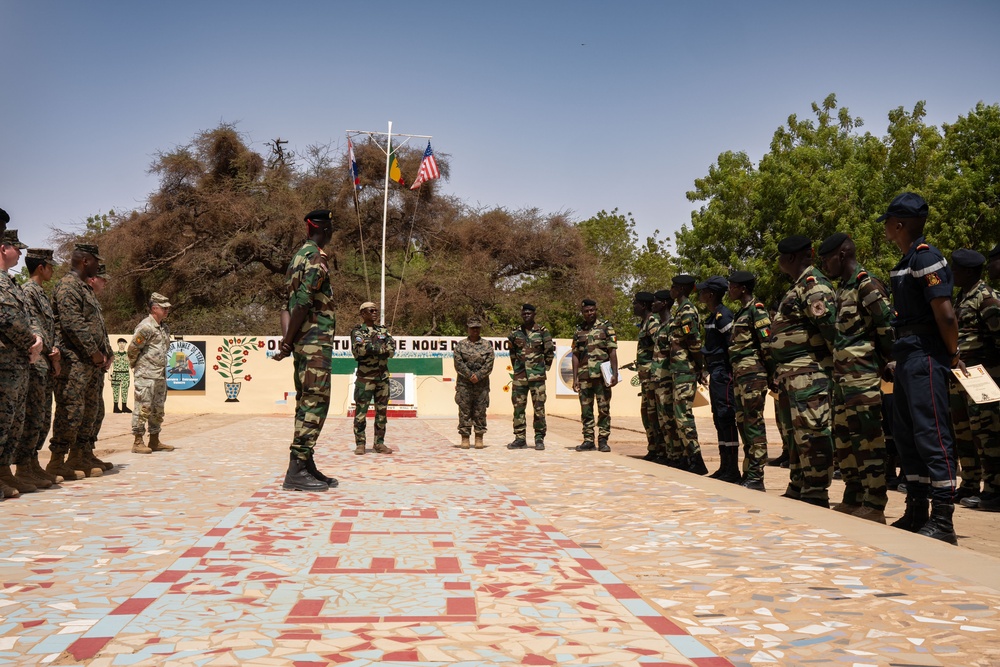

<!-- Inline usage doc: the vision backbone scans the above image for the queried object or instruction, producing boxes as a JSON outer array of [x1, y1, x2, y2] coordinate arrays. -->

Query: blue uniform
[[703, 304, 738, 445], [889, 236, 957, 505]]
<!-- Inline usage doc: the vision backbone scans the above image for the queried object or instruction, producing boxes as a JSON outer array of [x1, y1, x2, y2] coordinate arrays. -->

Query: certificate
[[952, 364, 1000, 404], [600, 361, 617, 387]]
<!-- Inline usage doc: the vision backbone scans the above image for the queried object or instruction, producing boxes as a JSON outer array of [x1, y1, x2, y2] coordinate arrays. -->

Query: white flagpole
[[380, 121, 392, 326]]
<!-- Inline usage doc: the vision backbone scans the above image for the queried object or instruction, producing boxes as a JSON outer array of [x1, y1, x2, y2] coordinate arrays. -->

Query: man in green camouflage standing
[[667, 275, 707, 474], [352, 302, 395, 455], [454, 316, 495, 450], [128, 292, 174, 455], [631, 292, 663, 462], [275, 210, 338, 492], [769, 235, 839, 507], [650, 289, 680, 466], [949, 249, 1000, 512], [819, 233, 893, 522], [572, 299, 618, 452], [506, 304, 554, 451]]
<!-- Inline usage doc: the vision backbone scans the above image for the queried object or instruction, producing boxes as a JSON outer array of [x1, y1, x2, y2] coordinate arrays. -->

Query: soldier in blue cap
[[881, 193, 961, 543], [697, 276, 741, 482]]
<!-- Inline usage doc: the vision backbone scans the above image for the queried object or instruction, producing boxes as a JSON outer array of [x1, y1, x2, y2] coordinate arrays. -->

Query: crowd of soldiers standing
[[0, 208, 175, 503]]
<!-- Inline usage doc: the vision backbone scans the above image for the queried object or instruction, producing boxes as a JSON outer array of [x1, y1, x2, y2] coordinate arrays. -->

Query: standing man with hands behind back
[[507, 304, 554, 451]]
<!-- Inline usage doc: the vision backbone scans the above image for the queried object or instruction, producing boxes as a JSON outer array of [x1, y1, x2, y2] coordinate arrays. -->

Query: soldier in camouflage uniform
[[275, 210, 338, 492], [80, 265, 115, 473], [726, 271, 774, 490], [128, 292, 174, 454], [352, 301, 395, 455], [111, 338, 132, 413], [769, 235, 838, 507], [819, 233, 893, 523], [698, 276, 740, 482], [454, 316, 495, 450], [666, 275, 707, 474], [47, 243, 111, 481], [507, 304, 554, 450], [949, 249, 1000, 512], [630, 293, 662, 461], [650, 289, 680, 466], [572, 299, 618, 452], [0, 230, 45, 498]]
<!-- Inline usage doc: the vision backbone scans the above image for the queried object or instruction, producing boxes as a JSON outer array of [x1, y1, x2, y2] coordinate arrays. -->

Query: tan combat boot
[[459, 435, 471, 449], [31, 454, 63, 484], [474, 433, 484, 449], [354, 443, 366, 455], [0, 465, 36, 493], [15, 461, 51, 489], [86, 447, 114, 472], [148, 433, 175, 452], [373, 442, 393, 454], [46, 451, 85, 480], [68, 448, 101, 477], [132, 434, 152, 454]]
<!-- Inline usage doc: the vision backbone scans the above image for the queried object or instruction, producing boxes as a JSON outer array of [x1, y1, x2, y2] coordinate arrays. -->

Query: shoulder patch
[[755, 302, 766, 309], [857, 271, 868, 280], [132, 333, 145, 346], [926, 272, 942, 287], [916, 243, 929, 251], [806, 275, 816, 284]]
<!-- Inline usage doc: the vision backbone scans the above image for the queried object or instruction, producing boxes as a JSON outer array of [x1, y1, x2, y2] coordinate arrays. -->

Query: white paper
[[953, 364, 1000, 404], [600, 361, 616, 386]]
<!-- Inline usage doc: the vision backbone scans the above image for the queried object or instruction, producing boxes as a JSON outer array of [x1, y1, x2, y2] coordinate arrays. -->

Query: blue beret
[[877, 192, 928, 222], [696, 276, 729, 293]]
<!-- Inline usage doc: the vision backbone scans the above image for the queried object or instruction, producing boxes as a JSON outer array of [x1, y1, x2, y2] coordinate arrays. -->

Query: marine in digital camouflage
[[453, 336, 494, 437], [351, 322, 395, 448], [0, 269, 37, 467], [20, 280, 57, 457]]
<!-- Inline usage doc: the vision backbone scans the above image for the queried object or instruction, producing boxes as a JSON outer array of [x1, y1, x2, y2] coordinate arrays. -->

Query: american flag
[[410, 141, 440, 190]]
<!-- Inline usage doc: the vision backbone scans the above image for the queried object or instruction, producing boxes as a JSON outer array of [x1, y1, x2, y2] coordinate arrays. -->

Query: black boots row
[[283, 453, 339, 492], [890, 495, 957, 545], [709, 446, 742, 483]]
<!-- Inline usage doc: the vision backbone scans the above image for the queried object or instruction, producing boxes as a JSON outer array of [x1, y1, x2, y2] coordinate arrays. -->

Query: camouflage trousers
[[511, 379, 546, 441], [640, 379, 663, 455], [50, 357, 102, 455], [734, 370, 768, 481], [88, 374, 106, 451], [456, 381, 490, 436], [19, 365, 52, 461], [832, 379, 888, 510], [131, 376, 166, 436], [290, 345, 331, 458], [354, 377, 390, 446], [950, 380, 1000, 494], [0, 355, 28, 466], [775, 386, 795, 457], [578, 378, 611, 443], [653, 377, 682, 460], [670, 373, 701, 456], [111, 371, 130, 404], [781, 371, 833, 502]]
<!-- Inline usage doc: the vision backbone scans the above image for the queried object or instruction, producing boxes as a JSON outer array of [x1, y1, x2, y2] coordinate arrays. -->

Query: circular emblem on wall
[[166, 340, 207, 391], [558, 351, 575, 387], [389, 377, 405, 401]]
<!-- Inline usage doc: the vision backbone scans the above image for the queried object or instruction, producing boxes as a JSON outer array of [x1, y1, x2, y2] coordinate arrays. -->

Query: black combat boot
[[575, 441, 596, 452], [890, 494, 930, 532], [719, 447, 743, 484], [709, 446, 727, 479], [121, 402, 132, 413], [507, 438, 528, 450], [597, 437, 610, 453], [305, 454, 339, 488], [741, 476, 766, 491], [799, 496, 830, 509], [113, 402, 121, 413], [687, 451, 708, 475], [283, 454, 328, 492], [917, 502, 957, 545]]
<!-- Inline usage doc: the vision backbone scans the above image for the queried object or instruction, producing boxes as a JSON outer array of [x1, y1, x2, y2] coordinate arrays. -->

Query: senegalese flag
[[389, 149, 405, 186]]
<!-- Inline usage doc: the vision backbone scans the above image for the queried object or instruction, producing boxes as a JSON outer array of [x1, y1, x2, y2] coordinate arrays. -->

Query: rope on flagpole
[[352, 174, 372, 301], [389, 193, 423, 330]]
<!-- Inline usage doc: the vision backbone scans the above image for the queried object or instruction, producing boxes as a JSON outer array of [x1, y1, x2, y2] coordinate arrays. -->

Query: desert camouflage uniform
[[285, 239, 335, 458], [831, 266, 893, 510], [573, 318, 617, 444], [0, 270, 38, 467], [20, 281, 57, 457], [950, 280, 1000, 495], [508, 324, 554, 443], [454, 337, 495, 436], [635, 312, 662, 455], [769, 266, 838, 502], [729, 300, 774, 482], [128, 314, 171, 436], [352, 323, 395, 447], [666, 297, 702, 457], [50, 273, 109, 458]]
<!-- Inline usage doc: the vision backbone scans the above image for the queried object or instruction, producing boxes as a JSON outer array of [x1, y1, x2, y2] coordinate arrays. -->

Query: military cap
[[521, 303, 536, 312], [634, 291, 655, 304], [1, 229, 28, 249], [467, 316, 482, 328], [818, 232, 850, 256], [27, 248, 54, 262], [74, 242, 103, 261], [777, 235, 812, 254], [0, 208, 9, 225], [672, 274, 696, 286], [304, 209, 334, 225], [877, 192, 928, 222], [150, 292, 172, 308], [951, 248, 986, 269], [728, 270, 755, 285], [653, 289, 672, 301], [989, 243, 1000, 260], [696, 276, 729, 293], [95, 264, 110, 279], [359, 301, 377, 311], [581, 298, 597, 307]]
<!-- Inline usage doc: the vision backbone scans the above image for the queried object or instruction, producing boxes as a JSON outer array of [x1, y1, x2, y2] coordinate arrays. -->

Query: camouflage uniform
[[453, 337, 495, 436], [950, 279, 1000, 496], [285, 239, 336, 458], [50, 272, 110, 459], [111, 350, 131, 406], [128, 314, 171, 436], [666, 297, 702, 457], [831, 266, 893, 511], [769, 266, 838, 503], [20, 280, 56, 457], [351, 323, 395, 448], [573, 319, 617, 445], [0, 270, 38, 468], [508, 323, 555, 444], [635, 312, 662, 455], [728, 300, 774, 482], [651, 315, 681, 462]]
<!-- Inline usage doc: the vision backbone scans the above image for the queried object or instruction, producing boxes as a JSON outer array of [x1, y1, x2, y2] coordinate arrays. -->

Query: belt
[[705, 354, 729, 366], [894, 324, 937, 338]]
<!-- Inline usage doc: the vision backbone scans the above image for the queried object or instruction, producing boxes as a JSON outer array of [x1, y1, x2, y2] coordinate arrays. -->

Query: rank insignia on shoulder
[[755, 302, 766, 310], [857, 271, 868, 280], [917, 243, 929, 251], [756, 318, 771, 328], [926, 272, 942, 287], [806, 275, 816, 284]]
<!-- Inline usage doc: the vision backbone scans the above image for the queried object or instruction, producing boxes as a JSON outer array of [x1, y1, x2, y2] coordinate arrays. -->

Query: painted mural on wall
[[111, 338, 133, 413], [214, 337, 262, 401], [166, 340, 207, 391]]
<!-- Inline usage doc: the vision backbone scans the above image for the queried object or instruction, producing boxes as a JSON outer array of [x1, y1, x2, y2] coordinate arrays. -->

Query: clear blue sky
[[3, 0, 999, 263]]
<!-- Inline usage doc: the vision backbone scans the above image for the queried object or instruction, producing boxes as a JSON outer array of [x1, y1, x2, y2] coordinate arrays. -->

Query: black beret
[[521, 303, 536, 312], [0, 208, 8, 225], [952, 248, 986, 269], [777, 235, 812, 254], [581, 298, 597, 307], [818, 232, 850, 256], [989, 243, 1000, 260], [877, 192, 928, 222], [672, 274, 696, 286], [304, 209, 334, 225], [634, 291, 655, 304], [728, 270, 755, 285], [653, 289, 672, 301], [696, 276, 729, 293]]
